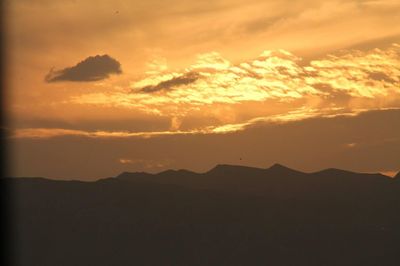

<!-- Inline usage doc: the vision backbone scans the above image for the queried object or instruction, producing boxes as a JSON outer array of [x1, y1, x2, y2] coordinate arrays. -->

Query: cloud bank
[[72, 44, 400, 117], [15, 44, 400, 139], [45, 54, 122, 82]]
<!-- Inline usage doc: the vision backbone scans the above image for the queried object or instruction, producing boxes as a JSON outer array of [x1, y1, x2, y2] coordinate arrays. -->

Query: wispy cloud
[[139, 72, 200, 93], [11, 107, 398, 139], [118, 158, 173, 169]]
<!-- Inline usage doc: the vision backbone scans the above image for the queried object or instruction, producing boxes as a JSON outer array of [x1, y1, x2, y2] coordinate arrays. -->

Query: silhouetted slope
[[5, 165, 400, 266], [116, 164, 394, 198]]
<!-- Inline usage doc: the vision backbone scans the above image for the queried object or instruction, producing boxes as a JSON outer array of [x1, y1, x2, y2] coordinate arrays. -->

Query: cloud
[[46, 44, 400, 134], [118, 158, 173, 169], [10, 107, 400, 139], [73, 44, 400, 109], [140, 72, 199, 93], [10, 127, 201, 139], [45, 54, 122, 82]]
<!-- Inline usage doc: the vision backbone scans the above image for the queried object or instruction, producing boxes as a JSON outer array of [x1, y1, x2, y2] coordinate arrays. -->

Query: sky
[[4, 0, 400, 179]]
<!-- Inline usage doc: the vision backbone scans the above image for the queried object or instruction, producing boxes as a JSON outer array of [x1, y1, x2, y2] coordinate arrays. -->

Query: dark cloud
[[140, 72, 199, 93], [45, 55, 122, 82]]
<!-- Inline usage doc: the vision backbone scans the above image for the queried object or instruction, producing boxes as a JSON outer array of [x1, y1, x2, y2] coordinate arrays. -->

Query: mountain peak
[[268, 163, 297, 172], [315, 168, 356, 175], [266, 163, 306, 176], [269, 163, 288, 170]]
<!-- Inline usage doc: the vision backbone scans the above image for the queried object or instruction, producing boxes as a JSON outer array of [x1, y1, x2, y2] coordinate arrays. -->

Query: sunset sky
[[5, 0, 400, 179]]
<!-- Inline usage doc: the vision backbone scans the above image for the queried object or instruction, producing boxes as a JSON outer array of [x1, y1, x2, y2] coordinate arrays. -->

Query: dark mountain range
[[4, 164, 400, 266], [117, 163, 395, 198]]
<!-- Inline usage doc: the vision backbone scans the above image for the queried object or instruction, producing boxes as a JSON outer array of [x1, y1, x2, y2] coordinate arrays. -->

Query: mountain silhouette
[[116, 164, 394, 198], [5, 164, 400, 266]]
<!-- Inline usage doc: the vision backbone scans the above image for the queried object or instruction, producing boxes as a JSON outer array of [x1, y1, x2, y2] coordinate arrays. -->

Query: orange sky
[[4, 0, 400, 179]]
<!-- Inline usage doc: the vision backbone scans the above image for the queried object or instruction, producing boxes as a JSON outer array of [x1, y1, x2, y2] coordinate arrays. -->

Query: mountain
[[116, 164, 394, 198], [4, 164, 400, 266]]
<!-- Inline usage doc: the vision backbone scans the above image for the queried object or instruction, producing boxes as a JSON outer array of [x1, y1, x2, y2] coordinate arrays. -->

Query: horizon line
[[6, 163, 399, 181]]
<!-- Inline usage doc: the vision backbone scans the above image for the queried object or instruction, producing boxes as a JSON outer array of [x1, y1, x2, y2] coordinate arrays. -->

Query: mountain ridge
[[112, 163, 398, 197], [117, 163, 394, 180], [8, 163, 396, 181]]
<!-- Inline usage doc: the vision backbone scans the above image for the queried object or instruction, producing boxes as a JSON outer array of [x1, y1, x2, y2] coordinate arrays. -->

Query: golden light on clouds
[[19, 44, 393, 138], [6, 44, 400, 139]]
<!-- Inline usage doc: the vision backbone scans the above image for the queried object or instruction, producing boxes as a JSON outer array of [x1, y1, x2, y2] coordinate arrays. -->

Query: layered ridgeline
[[6, 164, 400, 266], [117, 163, 398, 197]]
